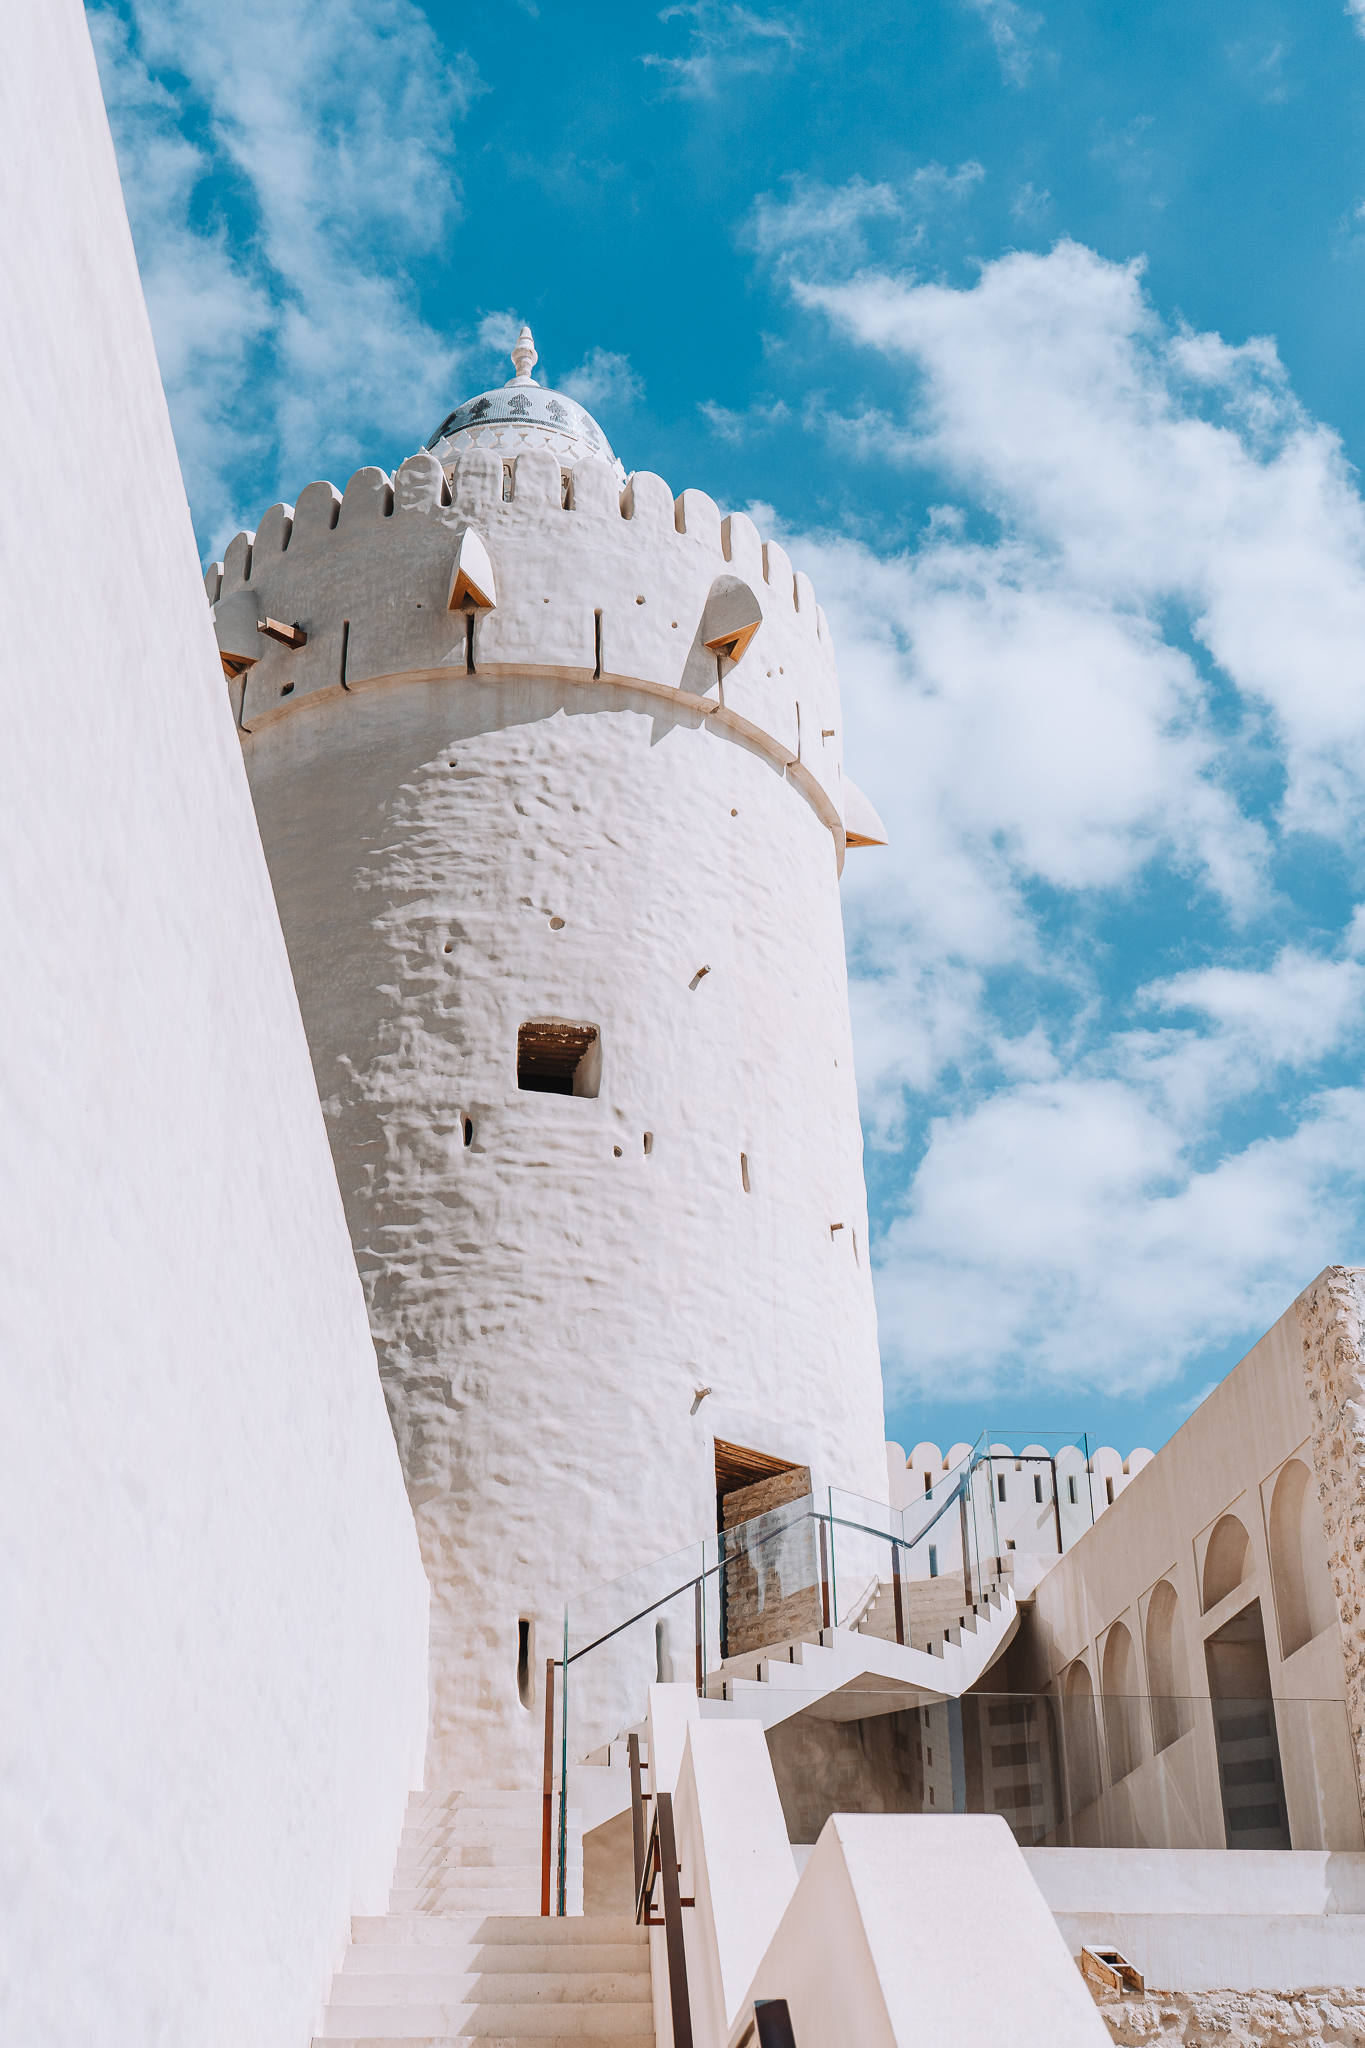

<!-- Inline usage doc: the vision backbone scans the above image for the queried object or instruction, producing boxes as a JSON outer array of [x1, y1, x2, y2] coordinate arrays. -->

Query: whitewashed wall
[[0, 9, 429, 2045]]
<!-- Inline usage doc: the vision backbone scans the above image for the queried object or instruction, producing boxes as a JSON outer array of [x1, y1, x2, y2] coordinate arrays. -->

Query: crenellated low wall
[[206, 445, 853, 866]]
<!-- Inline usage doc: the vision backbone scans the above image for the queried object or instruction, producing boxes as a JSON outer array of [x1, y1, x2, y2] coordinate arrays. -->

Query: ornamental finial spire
[[508, 323, 538, 385]]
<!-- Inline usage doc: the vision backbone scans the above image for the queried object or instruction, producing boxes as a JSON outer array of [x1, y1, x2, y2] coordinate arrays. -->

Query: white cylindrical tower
[[212, 332, 889, 1784]]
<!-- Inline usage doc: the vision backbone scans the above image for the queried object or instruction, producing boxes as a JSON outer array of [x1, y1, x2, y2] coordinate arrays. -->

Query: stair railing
[[631, 1734, 695, 2048], [554, 1461, 1011, 1907], [541, 1655, 556, 1915]]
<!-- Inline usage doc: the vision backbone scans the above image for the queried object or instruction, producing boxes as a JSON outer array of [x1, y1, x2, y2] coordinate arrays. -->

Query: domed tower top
[[425, 323, 626, 485]]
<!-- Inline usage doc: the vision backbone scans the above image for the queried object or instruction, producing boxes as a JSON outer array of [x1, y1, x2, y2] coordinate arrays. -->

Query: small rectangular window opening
[[998, 1473, 1006, 1502], [502, 462, 514, 502], [1105, 1476, 1115, 1506], [923, 1471, 933, 1496], [928, 1544, 938, 1579], [643, 1131, 653, 1155], [1068, 1475, 1078, 1505], [740, 1151, 750, 1193], [561, 470, 572, 509], [517, 1019, 601, 1097], [1034, 1473, 1043, 1504]]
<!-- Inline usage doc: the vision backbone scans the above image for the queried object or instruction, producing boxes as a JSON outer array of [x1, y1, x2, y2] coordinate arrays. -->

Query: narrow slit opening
[[465, 610, 475, 675], [593, 608, 602, 680], [462, 1117, 473, 1147], [740, 1152, 750, 1193], [516, 1617, 535, 1709], [643, 1131, 653, 1155], [339, 619, 350, 690]]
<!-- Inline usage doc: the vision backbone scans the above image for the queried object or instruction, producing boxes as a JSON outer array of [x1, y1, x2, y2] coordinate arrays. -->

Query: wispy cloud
[[642, 2, 803, 99], [1348, 0, 1365, 40], [559, 348, 645, 411], [699, 395, 791, 441], [961, 0, 1044, 86], [89, 0, 485, 555], [1010, 180, 1051, 224], [745, 165, 984, 281]]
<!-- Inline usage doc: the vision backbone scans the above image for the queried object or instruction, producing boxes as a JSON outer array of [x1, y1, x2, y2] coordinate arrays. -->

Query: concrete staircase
[[313, 1791, 645, 2046], [701, 1581, 1019, 1728], [387, 1790, 582, 1918], [855, 1573, 1005, 1650]]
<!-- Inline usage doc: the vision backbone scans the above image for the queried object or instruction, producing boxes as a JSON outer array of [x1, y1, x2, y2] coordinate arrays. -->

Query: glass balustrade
[[549, 1461, 1362, 1906], [755, 1689, 1361, 1856]]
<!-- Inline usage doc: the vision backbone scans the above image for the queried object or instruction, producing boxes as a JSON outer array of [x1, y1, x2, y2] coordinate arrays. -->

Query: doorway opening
[[1204, 1599, 1290, 1849], [713, 1439, 816, 1661]]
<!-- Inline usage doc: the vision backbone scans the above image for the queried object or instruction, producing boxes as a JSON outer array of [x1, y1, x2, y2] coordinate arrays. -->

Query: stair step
[[329, 1972, 648, 2005], [318, 2003, 654, 2039], [352, 1917, 644, 1947], [342, 1946, 648, 1978], [406, 1792, 542, 1814], [388, 1894, 545, 1916], [314, 2037, 653, 2048], [394, 1846, 545, 1871], [402, 1821, 543, 1846]]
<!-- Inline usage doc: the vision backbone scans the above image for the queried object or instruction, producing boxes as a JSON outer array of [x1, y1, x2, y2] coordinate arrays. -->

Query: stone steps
[[318, 2002, 653, 2039], [351, 1916, 643, 1946], [313, 1803, 641, 2047], [329, 1971, 647, 2003], [342, 1947, 647, 1978]]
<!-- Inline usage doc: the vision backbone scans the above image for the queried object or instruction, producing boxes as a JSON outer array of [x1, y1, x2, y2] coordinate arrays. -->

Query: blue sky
[[92, 0, 1365, 1461]]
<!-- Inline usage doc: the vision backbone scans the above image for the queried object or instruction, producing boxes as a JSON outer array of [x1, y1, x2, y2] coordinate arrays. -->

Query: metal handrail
[[565, 1497, 817, 1668], [540, 1655, 555, 1916], [631, 1742, 694, 2048]]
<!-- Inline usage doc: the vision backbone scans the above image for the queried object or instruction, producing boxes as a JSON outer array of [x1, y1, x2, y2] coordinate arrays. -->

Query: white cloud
[[1348, 0, 1365, 39], [744, 232, 1365, 1404], [1010, 181, 1051, 224], [643, 4, 802, 99], [699, 396, 790, 442], [798, 242, 1365, 847], [559, 348, 645, 411], [962, 0, 1044, 85], [478, 310, 526, 359], [873, 1082, 1365, 1401], [90, 0, 485, 552], [747, 165, 983, 278]]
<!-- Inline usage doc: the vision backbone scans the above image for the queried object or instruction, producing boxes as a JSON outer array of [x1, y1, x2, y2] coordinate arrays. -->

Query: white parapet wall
[[1024, 1847, 1365, 1994], [0, 9, 429, 2047], [732, 1815, 1112, 2048]]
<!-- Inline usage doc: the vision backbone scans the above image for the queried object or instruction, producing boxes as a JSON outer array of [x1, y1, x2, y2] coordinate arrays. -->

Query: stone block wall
[[1294, 1265, 1365, 1819]]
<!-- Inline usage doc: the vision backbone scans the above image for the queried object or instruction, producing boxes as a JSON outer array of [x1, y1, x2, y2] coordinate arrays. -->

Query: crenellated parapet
[[205, 445, 883, 863]]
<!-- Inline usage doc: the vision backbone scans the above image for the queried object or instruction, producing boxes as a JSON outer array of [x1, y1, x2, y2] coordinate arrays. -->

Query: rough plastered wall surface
[[1294, 1266, 1365, 1812], [1091, 1987, 1365, 2045], [0, 9, 428, 2047], [233, 434, 888, 1785]]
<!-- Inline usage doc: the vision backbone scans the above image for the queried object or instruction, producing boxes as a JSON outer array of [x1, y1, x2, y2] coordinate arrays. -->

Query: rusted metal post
[[628, 1731, 646, 1905], [541, 1656, 555, 1916], [656, 1792, 694, 2048], [818, 1517, 831, 1631], [891, 1539, 905, 1647]]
